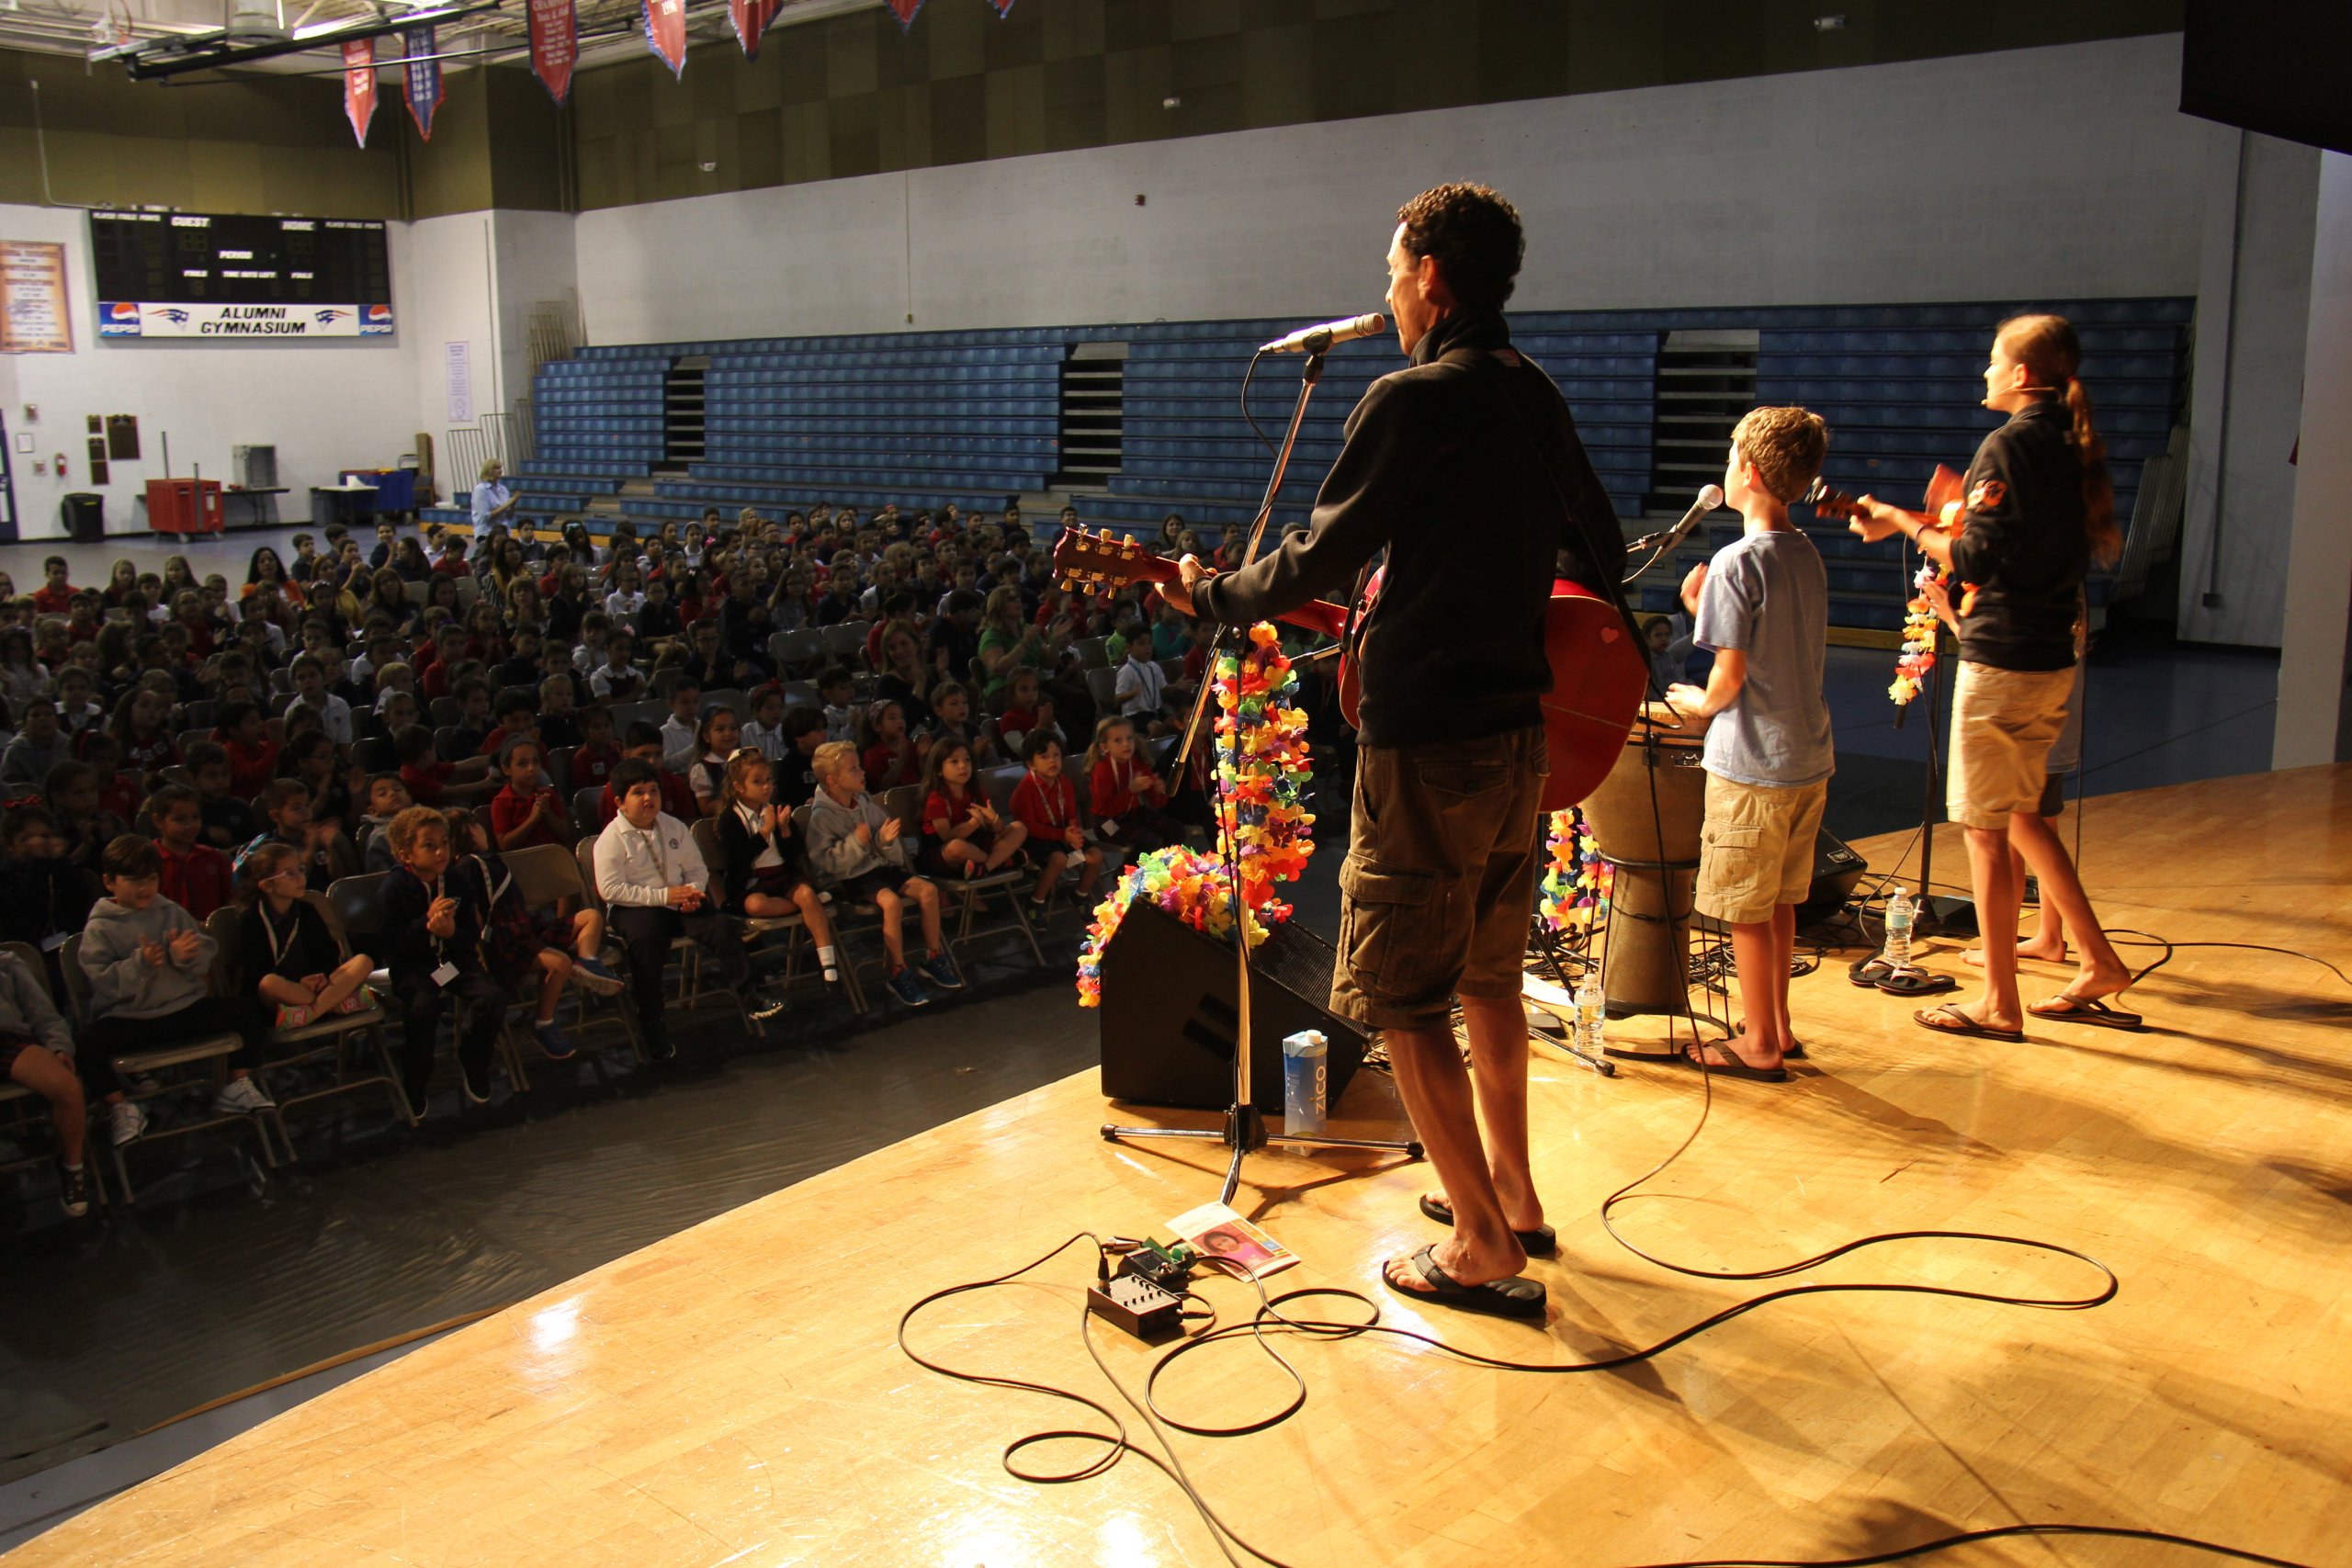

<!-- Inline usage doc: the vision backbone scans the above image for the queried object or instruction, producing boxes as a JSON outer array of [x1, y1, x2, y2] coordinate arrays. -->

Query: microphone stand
[[1101, 347, 1422, 1207]]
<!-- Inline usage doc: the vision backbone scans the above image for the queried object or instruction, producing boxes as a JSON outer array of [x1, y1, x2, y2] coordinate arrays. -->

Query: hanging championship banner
[[403, 27, 444, 141], [343, 38, 377, 148], [886, 0, 922, 29], [644, 0, 686, 77], [985, 0, 1014, 15], [729, 0, 780, 60], [528, 0, 577, 103]]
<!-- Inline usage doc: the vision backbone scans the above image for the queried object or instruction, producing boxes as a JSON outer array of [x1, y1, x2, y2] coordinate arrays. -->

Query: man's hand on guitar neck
[[1162, 554, 1214, 618]]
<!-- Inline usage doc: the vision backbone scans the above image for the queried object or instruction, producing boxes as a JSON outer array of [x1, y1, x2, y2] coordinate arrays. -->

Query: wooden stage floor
[[13, 767, 2351, 1568]]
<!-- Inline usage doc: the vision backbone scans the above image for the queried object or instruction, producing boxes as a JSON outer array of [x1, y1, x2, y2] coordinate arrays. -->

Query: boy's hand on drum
[[1664, 682, 1710, 716]]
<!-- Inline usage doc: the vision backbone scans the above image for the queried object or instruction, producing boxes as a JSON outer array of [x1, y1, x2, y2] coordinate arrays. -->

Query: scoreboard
[[91, 210, 394, 340]]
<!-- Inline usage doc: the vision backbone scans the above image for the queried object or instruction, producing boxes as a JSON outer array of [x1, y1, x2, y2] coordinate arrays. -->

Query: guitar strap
[[1436, 344, 1646, 649]]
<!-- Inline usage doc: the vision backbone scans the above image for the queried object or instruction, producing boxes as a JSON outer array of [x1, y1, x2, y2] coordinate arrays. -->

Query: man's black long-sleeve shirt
[[1193, 308, 1626, 749]]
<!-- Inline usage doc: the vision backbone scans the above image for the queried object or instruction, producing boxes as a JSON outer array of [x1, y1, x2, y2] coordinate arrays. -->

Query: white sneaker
[[214, 1077, 277, 1114], [108, 1100, 148, 1147]]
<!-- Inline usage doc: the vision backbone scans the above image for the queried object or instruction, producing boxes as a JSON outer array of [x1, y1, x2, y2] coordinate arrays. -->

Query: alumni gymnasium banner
[[98, 301, 396, 338]]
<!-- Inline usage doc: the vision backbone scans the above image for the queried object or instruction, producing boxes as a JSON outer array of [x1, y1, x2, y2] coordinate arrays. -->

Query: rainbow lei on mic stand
[[1077, 624, 1315, 1006], [1537, 806, 1610, 933], [1890, 559, 1944, 708]]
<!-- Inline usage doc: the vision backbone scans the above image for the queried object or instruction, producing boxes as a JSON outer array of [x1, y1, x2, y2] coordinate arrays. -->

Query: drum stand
[[1584, 848, 1733, 1063], [1101, 344, 1420, 1206]]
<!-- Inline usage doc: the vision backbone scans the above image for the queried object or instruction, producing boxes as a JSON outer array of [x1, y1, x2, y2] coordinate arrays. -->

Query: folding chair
[[58, 932, 277, 1204], [184, 699, 217, 731], [0, 941, 107, 1213], [690, 816, 864, 1016], [773, 629, 822, 672], [546, 745, 576, 797], [1085, 666, 1121, 714], [498, 843, 643, 1067], [571, 784, 607, 839], [891, 784, 1043, 970], [428, 696, 463, 728], [203, 898, 410, 1144], [354, 735, 398, 774]]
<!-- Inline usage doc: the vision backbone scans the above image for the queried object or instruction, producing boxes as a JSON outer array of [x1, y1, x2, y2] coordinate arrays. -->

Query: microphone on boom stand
[[1257, 311, 1387, 355], [1624, 483, 1726, 563]]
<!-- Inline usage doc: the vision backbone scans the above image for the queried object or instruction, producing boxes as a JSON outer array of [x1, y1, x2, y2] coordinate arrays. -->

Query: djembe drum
[[1578, 702, 1711, 1016]]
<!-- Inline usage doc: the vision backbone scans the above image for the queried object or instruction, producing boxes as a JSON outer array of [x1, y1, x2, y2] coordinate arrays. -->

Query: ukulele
[[1805, 463, 1975, 613], [1050, 527, 1647, 811]]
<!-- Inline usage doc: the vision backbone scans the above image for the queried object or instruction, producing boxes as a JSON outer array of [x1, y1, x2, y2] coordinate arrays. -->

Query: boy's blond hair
[[811, 740, 859, 784], [1731, 405, 1829, 504]]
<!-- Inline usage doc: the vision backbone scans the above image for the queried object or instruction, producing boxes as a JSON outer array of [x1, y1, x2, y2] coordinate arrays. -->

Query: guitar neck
[[1052, 529, 1350, 644]]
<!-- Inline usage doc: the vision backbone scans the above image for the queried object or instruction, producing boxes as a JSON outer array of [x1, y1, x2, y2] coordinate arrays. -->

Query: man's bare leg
[[1385, 1003, 1529, 1292]]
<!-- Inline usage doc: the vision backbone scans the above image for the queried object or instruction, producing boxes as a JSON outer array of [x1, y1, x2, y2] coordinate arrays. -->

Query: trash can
[[62, 492, 104, 543]]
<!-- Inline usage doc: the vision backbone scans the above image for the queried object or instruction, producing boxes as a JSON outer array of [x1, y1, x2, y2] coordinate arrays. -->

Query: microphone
[[1628, 484, 1726, 555], [1258, 311, 1387, 355]]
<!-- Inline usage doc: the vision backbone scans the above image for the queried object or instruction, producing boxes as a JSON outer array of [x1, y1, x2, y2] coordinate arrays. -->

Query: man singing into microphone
[[1161, 183, 1626, 1320]]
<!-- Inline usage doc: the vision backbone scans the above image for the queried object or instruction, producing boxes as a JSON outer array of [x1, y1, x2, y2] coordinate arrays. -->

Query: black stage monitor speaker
[[1797, 827, 1868, 922], [1097, 897, 1368, 1114], [2181, 0, 2352, 156]]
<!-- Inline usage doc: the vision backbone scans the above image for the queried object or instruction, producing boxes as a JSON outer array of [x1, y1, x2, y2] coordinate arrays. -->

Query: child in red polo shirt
[[214, 700, 279, 799], [489, 738, 571, 851], [395, 725, 496, 808], [568, 706, 623, 794], [144, 783, 233, 919]]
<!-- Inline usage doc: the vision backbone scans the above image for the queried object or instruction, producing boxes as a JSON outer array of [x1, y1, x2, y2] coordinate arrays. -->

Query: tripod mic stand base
[[1102, 1105, 1422, 1208]]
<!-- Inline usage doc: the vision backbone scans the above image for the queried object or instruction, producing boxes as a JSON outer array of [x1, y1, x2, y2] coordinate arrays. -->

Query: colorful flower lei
[[1078, 624, 1315, 1006], [1537, 805, 1611, 933], [1890, 558, 1943, 708]]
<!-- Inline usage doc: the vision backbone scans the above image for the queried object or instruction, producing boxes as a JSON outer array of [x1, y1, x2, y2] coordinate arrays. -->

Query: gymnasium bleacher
[[428, 297, 2189, 632]]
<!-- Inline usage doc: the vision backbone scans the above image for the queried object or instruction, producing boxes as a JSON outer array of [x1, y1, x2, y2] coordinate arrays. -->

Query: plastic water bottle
[[1282, 1030, 1328, 1134], [1883, 886, 1915, 968], [1574, 973, 1605, 1056]]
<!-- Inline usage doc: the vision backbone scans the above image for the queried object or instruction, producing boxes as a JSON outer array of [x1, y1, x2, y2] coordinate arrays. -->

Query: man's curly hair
[[1396, 184, 1525, 312]]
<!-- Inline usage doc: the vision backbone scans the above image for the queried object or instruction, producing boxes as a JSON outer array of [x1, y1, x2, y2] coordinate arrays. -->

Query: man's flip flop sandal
[[1913, 1002, 2025, 1043], [1876, 966, 1958, 998], [1418, 1193, 1558, 1258], [1678, 1041, 1789, 1083], [1849, 955, 1895, 987], [2028, 994, 2145, 1032], [1383, 1244, 1547, 1322]]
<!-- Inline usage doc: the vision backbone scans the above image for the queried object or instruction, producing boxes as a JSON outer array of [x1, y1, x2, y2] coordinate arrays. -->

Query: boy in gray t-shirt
[[1664, 406, 1834, 1080]]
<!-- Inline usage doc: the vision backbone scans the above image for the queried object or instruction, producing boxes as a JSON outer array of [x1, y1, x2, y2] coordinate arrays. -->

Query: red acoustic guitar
[[1050, 527, 1647, 810]]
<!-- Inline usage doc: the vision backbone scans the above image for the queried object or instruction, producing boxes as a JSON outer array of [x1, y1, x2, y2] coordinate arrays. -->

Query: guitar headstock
[[1051, 526, 1171, 592]]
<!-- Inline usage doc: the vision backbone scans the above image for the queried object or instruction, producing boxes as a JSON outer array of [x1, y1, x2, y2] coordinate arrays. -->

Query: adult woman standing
[[1848, 313, 2135, 1041], [471, 459, 518, 529]]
